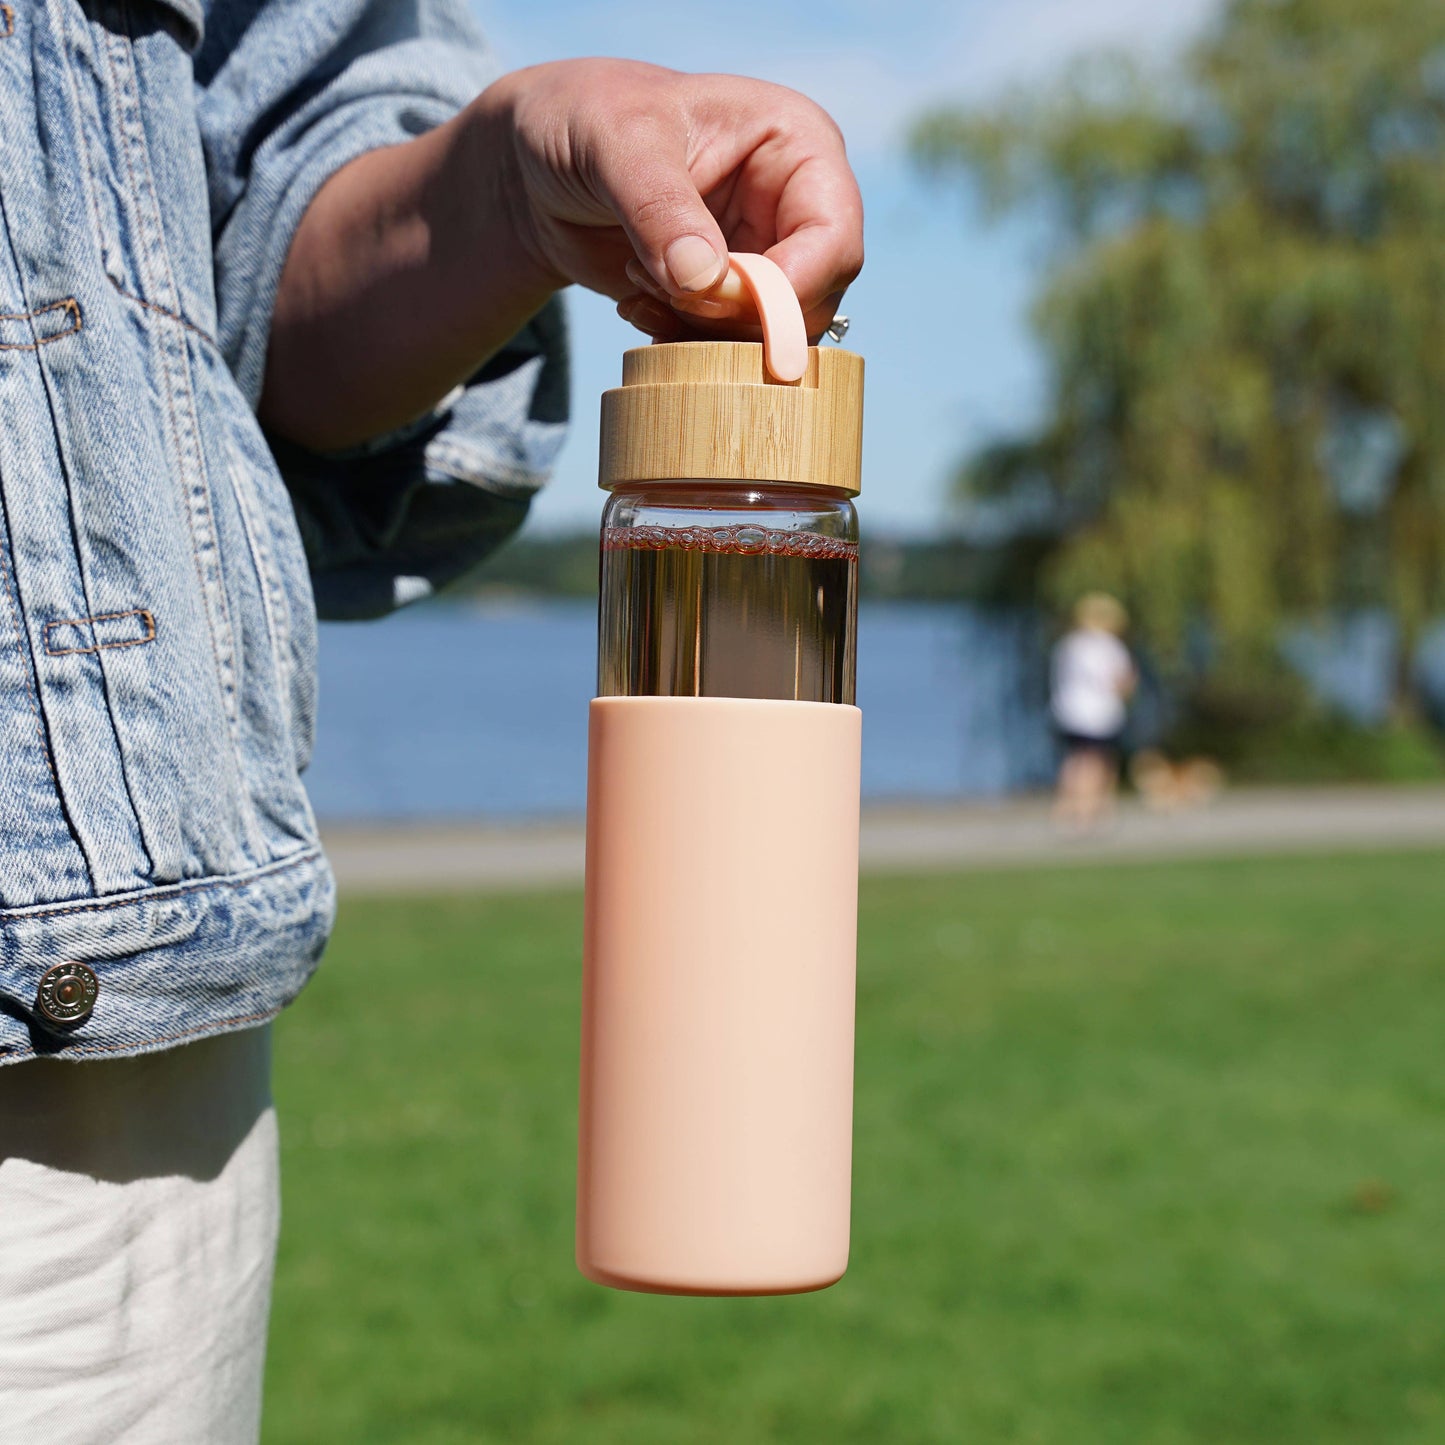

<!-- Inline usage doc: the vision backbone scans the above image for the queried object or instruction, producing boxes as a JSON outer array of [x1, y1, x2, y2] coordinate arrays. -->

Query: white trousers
[[0, 1027, 278, 1444]]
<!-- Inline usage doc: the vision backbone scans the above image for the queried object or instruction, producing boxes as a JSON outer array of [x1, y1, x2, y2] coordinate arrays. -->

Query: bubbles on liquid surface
[[602, 523, 858, 562]]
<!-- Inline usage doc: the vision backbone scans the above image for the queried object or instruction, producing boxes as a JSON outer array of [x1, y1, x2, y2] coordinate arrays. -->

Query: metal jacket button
[[35, 962, 99, 1028]]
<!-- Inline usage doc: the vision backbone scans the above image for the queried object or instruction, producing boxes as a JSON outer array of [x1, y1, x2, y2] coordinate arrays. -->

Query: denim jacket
[[0, 0, 566, 1063]]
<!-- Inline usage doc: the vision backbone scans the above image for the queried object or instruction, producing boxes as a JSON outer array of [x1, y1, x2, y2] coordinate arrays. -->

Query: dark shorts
[[1058, 728, 1123, 756]]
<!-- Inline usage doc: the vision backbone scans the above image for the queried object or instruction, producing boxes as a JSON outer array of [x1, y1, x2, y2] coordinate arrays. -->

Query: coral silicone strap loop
[[725, 252, 808, 383]]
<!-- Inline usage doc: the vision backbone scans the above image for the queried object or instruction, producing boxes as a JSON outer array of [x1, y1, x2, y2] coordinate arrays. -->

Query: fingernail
[[616, 298, 638, 323], [664, 236, 725, 293], [672, 295, 742, 320], [707, 270, 747, 306], [619, 297, 675, 337], [625, 260, 669, 303]]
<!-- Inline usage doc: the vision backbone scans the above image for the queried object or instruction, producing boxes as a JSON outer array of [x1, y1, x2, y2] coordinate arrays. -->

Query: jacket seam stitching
[[425, 440, 549, 495], [61, 0, 127, 283], [30, 1006, 284, 1059], [104, 3, 257, 863], [0, 298, 83, 351], [0, 84, 100, 889], [226, 452, 298, 744], [0, 531, 63, 793], [50, 1, 160, 882], [109, 0, 241, 719], [106, 275, 217, 348], [43, 607, 156, 656], [0, 847, 323, 925]]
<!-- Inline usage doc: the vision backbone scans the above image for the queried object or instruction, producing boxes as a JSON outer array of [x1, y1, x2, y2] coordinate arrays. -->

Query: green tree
[[912, 0, 1445, 722]]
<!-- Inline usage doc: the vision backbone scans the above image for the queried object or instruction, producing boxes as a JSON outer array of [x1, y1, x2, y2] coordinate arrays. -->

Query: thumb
[[595, 133, 729, 297]]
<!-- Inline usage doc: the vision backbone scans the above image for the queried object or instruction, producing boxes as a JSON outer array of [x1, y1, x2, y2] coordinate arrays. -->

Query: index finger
[[763, 150, 865, 319]]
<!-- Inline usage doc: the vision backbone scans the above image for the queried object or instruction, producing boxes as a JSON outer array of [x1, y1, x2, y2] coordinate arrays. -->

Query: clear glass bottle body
[[598, 481, 859, 704]]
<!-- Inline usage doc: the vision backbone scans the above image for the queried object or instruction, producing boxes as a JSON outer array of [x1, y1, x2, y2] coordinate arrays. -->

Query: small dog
[[1129, 750, 1225, 812]]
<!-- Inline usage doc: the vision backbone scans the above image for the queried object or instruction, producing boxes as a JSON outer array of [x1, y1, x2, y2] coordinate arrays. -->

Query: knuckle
[[774, 83, 847, 144], [627, 186, 697, 236]]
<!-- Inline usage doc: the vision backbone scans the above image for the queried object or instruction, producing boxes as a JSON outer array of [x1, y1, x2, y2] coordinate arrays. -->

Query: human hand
[[265, 57, 863, 451], [476, 59, 864, 342]]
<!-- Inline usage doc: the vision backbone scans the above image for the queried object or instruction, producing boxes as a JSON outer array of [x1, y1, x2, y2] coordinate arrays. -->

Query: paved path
[[321, 784, 1445, 894]]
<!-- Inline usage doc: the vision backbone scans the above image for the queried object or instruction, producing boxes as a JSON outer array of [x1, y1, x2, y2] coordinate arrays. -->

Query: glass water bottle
[[579, 268, 865, 1298], [598, 480, 858, 703]]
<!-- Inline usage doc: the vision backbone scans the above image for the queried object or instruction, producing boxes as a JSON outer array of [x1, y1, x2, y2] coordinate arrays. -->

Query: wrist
[[454, 72, 566, 302], [261, 75, 566, 451]]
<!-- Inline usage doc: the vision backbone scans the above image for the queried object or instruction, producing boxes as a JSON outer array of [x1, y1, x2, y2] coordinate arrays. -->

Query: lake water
[[305, 601, 1057, 821]]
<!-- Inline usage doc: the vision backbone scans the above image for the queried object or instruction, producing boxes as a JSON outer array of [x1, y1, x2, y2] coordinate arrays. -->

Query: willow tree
[[913, 0, 1445, 718]]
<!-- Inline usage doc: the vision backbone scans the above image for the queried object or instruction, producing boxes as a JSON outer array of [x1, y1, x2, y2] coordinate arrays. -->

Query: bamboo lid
[[598, 341, 865, 496]]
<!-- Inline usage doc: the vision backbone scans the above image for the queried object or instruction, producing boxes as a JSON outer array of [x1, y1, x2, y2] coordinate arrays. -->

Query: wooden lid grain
[[598, 341, 864, 496]]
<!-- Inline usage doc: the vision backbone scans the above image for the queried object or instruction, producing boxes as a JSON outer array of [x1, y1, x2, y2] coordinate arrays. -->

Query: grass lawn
[[264, 851, 1445, 1444]]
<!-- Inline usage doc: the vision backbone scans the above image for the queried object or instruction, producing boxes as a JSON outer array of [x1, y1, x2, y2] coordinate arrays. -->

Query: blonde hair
[[1073, 592, 1129, 635]]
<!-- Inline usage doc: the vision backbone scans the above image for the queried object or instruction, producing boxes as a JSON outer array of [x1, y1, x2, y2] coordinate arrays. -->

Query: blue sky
[[471, 0, 1221, 534]]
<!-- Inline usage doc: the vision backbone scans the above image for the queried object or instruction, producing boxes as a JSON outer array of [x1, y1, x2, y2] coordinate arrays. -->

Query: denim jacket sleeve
[[193, 0, 568, 619]]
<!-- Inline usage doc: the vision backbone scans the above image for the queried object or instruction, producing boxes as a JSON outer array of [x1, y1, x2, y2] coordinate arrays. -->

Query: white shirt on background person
[[1051, 628, 1133, 739]]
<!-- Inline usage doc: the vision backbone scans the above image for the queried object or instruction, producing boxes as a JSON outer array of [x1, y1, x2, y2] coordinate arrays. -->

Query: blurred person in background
[[1051, 594, 1137, 829], [0, 3, 861, 1439]]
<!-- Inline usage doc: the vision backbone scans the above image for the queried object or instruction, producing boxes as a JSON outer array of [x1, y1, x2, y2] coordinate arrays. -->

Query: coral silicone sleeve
[[578, 696, 861, 1295]]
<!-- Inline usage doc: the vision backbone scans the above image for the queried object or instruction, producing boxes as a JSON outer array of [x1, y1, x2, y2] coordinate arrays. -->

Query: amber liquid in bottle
[[598, 521, 858, 704]]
